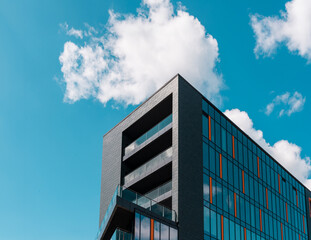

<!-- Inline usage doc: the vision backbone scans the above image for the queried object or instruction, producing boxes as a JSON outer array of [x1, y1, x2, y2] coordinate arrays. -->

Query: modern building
[[96, 74, 311, 240]]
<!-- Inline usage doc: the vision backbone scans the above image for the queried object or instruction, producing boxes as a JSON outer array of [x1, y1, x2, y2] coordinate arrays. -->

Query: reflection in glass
[[169, 227, 178, 240], [154, 221, 160, 240], [140, 215, 150, 240], [161, 223, 169, 240], [135, 213, 140, 240]]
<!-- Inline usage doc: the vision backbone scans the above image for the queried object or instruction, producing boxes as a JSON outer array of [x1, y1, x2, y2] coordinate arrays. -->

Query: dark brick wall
[[99, 74, 204, 240], [177, 76, 203, 240], [99, 75, 179, 226]]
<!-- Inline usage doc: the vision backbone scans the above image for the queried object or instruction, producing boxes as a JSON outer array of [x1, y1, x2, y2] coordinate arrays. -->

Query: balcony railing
[[96, 187, 119, 240], [110, 229, 132, 240], [124, 148, 172, 184], [96, 185, 177, 240], [124, 115, 172, 156], [145, 180, 172, 200]]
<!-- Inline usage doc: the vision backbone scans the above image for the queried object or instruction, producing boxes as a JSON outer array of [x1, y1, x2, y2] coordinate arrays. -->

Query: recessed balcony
[[124, 148, 172, 188], [123, 115, 172, 161]]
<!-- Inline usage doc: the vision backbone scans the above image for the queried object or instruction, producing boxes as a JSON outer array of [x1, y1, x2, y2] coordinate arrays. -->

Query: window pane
[[203, 174, 210, 202], [203, 142, 209, 170], [154, 221, 160, 240], [203, 115, 208, 137], [211, 118, 215, 142], [161, 223, 169, 240], [169, 227, 178, 240], [135, 213, 140, 240], [141, 215, 150, 240], [222, 156, 228, 182], [211, 210, 217, 238], [204, 207, 210, 235], [221, 128, 227, 152], [210, 147, 216, 174]]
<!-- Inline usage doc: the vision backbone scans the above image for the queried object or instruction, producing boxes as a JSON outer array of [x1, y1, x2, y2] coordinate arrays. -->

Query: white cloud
[[59, 0, 223, 106], [265, 91, 306, 116], [250, 0, 311, 61], [224, 109, 311, 189], [60, 22, 83, 39]]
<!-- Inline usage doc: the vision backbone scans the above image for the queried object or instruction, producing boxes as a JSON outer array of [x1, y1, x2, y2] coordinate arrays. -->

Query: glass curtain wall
[[202, 99, 308, 240]]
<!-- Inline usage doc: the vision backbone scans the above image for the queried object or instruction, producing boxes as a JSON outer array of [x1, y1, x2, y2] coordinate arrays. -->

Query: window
[[203, 142, 209, 170], [232, 136, 235, 159], [202, 115, 208, 138], [135, 213, 140, 240], [210, 147, 216, 174], [204, 207, 210, 235], [141, 215, 150, 240], [221, 128, 227, 152], [169, 228, 178, 240], [211, 210, 217, 238], [154, 221, 160, 240], [222, 156, 228, 182], [160, 223, 169, 240], [203, 174, 210, 202]]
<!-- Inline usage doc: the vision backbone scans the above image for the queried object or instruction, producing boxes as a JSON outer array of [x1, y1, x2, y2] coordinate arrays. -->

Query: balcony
[[124, 115, 172, 158], [124, 148, 172, 187], [96, 185, 177, 240], [110, 229, 132, 240], [145, 180, 172, 203]]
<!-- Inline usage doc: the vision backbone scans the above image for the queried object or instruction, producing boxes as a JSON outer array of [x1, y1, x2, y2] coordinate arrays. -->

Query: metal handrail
[[124, 115, 172, 155]]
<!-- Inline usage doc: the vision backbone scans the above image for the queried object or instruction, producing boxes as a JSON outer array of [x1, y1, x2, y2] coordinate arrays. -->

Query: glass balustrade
[[120, 185, 176, 222], [96, 187, 119, 240], [110, 228, 132, 240], [124, 148, 172, 184], [96, 184, 177, 240], [124, 115, 172, 155], [145, 180, 172, 200]]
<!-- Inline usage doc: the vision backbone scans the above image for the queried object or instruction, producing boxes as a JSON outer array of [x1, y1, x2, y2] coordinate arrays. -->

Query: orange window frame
[[151, 219, 154, 240], [244, 227, 246, 240], [281, 223, 283, 240]]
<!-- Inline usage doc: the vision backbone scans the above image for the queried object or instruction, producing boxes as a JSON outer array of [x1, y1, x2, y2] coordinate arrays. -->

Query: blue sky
[[0, 0, 310, 239]]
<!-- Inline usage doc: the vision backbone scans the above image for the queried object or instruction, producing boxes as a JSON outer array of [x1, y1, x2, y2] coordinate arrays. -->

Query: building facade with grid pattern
[[96, 74, 311, 240]]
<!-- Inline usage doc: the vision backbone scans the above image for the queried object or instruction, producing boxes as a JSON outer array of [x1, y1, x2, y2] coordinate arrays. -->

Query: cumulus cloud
[[60, 22, 98, 39], [60, 22, 83, 39], [250, 0, 311, 61], [265, 91, 306, 116], [59, 0, 223, 106], [224, 109, 311, 189]]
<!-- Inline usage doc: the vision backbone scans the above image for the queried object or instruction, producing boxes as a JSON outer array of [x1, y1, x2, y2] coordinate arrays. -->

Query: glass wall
[[135, 212, 178, 240], [202, 99, 308, 240]]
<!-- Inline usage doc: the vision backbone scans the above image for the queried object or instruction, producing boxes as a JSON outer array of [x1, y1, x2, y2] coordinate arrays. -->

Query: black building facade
[[96, 74, 311, 240]]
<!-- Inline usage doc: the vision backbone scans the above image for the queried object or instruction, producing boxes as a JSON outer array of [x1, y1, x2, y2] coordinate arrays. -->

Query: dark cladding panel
[[177, 75, 203, 240], [99, 75, 179, 227]]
